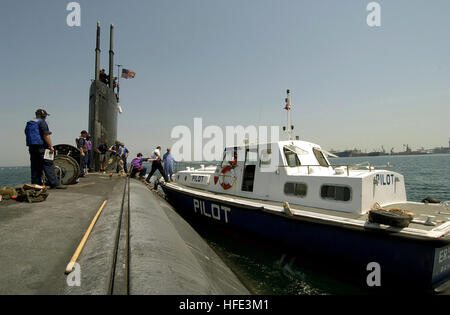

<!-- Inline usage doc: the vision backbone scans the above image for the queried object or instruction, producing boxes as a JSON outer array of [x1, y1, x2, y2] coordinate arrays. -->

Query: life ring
[[214, 166, 235, 190]]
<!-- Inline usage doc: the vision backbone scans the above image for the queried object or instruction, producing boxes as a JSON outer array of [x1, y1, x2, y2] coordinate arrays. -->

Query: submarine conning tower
[[89, 22, 118, 171]]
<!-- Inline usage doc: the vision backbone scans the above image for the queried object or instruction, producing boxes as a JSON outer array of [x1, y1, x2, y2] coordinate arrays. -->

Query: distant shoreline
[[1, 153, 450, 168]]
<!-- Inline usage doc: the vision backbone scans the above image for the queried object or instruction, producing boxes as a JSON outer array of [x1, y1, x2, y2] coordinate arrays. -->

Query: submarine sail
[[88, 22, 118, 171]]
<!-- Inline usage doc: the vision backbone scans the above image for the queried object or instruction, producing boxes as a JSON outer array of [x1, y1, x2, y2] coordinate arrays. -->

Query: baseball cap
[[35, 109, 50, 117]]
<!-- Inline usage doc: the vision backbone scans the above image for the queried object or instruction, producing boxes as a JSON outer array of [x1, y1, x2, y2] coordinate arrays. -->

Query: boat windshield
[[313, 148, 330, 167], [284, 145, 309, 156], [283, 146, 301, 167]]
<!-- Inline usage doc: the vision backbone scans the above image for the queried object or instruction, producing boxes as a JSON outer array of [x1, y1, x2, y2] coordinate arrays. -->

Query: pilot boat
[[161, 90, 450, 292]]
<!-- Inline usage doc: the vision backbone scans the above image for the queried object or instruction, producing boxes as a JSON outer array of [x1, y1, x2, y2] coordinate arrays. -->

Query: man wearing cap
[[25, 109, 66, 189], [106, 140, 125, 176], [76, 130, 88, 177], [117, 142, 129, 173]]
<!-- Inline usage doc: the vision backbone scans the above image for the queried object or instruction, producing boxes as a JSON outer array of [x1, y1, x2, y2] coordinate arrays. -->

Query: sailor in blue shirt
[[76, 130, 88, 177], [117, 142, 129, 173], [25, 109, 65, 189], [163, 148, 177, 182]]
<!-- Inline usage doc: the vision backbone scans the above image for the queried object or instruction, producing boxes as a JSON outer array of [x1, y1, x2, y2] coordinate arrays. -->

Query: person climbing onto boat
[[130, 153, 154, 181], [145, 146, 168, 184], [163, 148, 177, 182]]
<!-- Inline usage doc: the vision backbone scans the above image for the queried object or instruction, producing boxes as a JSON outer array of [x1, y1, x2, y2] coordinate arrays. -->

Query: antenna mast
[[284, 89, 294, 140], [115, 64, 122, 101]]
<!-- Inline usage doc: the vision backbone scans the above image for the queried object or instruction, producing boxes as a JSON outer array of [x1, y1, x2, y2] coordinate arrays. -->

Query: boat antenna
[[283, 89, 294, 140]]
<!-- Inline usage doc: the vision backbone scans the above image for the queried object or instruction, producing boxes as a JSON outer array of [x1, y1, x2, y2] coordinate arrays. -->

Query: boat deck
[[165, 182, 450, 241]]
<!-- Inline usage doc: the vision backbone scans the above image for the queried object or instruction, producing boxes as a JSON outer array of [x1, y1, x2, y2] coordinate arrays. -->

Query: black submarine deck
[[0, 174, 248, 294]]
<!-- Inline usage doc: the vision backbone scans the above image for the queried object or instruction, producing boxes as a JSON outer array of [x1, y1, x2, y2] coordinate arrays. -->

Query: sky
[[1, 0, 450, 166]]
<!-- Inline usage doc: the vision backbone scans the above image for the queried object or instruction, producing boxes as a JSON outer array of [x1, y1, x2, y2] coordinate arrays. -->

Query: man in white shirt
[[145, 146, 168, 184]]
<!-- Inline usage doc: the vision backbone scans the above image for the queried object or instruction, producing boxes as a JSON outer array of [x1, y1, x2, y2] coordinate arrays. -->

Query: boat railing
[[173, 161, 390, 176], [174, 161, 220, 173], [279, 162, 379, 176]]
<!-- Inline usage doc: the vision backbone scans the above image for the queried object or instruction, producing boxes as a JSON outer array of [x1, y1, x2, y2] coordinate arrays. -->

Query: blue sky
[[1, 0, 450, 166]]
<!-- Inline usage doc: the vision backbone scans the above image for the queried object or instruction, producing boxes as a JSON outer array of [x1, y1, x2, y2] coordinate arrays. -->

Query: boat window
[[283, 147, 301, 167], [320, 185, 351, 201], [284, 183, 307, 197], [260, 149, 272, 166], [313, 148, 329, 167]]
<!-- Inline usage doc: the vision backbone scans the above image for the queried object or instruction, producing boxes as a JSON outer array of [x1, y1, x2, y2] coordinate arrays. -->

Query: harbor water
[[1, 154, 449, 294]]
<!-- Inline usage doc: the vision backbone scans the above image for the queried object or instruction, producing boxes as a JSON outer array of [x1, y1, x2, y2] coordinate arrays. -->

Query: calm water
[[1, 154, 449, 294]]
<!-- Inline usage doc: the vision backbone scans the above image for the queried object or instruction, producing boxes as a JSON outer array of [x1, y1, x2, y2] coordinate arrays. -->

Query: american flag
[[121, 68, 136, 79]]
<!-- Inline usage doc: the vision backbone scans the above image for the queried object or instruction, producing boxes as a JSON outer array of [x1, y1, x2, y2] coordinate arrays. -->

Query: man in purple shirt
[[130, 153, 154, 180]]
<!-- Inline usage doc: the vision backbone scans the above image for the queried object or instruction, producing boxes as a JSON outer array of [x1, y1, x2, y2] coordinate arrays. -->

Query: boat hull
[[162, 184, 450, 292]]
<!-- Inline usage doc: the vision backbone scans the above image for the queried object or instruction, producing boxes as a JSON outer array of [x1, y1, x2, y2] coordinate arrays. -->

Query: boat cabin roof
[[222, 140, 333, 169]]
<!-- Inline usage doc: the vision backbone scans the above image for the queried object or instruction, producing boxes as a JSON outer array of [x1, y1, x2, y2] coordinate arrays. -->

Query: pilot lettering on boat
[[375, 174, 395, 186], [193, 199, 231, 223]]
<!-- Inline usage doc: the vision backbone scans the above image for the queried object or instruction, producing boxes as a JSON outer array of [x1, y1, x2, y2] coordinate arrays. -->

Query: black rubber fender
[[368, 210, 412, 228], [422, 197, 441, 204]]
